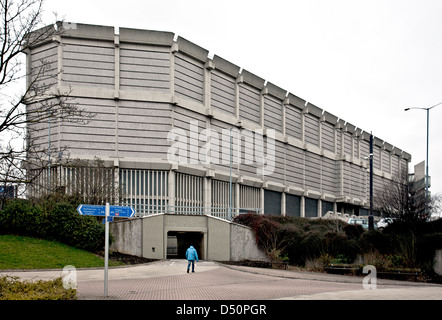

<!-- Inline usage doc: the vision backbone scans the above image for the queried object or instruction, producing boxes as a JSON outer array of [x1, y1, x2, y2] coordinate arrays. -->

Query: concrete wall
[[434, 249, 442, 276], [142, 214, 165, 260], [230, 222, 269, 261], [109, 213, 269, 262], [207, 217, 230, 261], [110, 217, 142, 256]]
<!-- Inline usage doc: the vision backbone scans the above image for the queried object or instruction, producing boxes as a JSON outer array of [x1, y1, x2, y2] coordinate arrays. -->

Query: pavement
[[1, 259, 442, 300]]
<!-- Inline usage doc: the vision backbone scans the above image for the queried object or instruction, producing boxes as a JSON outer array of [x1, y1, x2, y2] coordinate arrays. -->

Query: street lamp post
[[405, 101, 442, 217], [363, 132, 374, 229], [229, 121, 242, 221], [229, 126, 233, 221], [369, 133, 374, 230]]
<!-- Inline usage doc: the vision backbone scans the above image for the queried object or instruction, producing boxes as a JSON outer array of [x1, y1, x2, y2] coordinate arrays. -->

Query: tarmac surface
[[2, 259, 442, 301]]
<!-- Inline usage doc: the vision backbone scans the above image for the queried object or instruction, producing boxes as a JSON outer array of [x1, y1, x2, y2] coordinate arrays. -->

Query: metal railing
[[129, 204, 262, 221]]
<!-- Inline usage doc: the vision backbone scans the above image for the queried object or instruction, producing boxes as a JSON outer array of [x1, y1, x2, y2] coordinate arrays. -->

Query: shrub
[[0, 199, 105, 252], [0, 200, 45, 237], [234, 213, 442, 271], [46, 202, 105, 252], [331, 253, 353, 264], [416, 232, 442, 267], [359, 230, 394, 254], [235, 213, 360, 265], [343, 223, 364, 239], [0, 276, 76, 300]]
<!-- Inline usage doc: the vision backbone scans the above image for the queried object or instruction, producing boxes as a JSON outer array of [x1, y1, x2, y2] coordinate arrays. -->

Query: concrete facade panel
[[304, 114, 319, 146], [264, 95, 283, 133], [238, 83, 261, 124], [174, 54, 204, 103], [285, 105, 302, 140], [210, 70, 236, 115], [322, 122, 335, 152]]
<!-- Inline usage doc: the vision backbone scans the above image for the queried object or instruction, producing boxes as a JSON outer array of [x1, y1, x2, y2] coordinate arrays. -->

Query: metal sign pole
[[77, 204, 135, 218], [76, 203, 135, 298], [104, 203, 109, 297]]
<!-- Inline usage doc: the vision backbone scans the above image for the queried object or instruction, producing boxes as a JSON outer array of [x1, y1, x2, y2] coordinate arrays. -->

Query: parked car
[[377, 217, 396, 230], [347, 218, 369, 230]]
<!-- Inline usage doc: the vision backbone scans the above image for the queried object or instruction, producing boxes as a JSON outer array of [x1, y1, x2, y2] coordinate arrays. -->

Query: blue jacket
[[185, 246, 198, 261]]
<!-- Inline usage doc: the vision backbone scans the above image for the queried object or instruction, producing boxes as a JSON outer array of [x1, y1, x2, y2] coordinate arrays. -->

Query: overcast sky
[[41, 0, 442, 201]]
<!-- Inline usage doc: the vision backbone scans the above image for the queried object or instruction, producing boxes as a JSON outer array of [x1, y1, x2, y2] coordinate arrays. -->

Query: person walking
[[185, 245, 198, 273]]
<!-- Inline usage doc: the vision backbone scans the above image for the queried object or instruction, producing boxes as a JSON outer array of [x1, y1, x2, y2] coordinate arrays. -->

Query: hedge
[[0, 199, 105, 252]]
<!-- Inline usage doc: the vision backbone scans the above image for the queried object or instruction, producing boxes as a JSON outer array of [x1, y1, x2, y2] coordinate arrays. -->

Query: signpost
[[104, 204, 109, 297], [77, 203, 135, 297]]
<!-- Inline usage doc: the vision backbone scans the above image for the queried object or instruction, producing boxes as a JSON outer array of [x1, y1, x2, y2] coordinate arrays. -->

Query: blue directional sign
[[77, 204, 135, 218], [77, 204, 106, 216], [109, 205, 135, 217]]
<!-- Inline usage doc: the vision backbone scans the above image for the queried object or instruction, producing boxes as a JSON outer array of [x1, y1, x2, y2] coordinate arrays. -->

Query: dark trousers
[[187, 260, 195, 272]]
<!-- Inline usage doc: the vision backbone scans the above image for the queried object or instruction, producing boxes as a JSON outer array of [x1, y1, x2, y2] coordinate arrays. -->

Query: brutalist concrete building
[[26, 22, 411, 220]]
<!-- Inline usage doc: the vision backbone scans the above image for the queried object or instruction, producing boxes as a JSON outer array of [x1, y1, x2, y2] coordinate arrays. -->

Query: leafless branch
[[0, 0, 94, 199]]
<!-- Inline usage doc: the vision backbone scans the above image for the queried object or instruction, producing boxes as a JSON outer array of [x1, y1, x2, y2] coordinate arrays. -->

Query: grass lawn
[[0, 235, 123, 269]]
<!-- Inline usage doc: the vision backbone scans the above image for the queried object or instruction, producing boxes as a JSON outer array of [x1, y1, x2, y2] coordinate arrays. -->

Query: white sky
[[41, 0, 442, 199]]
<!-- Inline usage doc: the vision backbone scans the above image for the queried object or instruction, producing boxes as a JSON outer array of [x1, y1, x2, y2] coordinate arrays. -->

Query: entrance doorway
[[167, 231, 204, 260]]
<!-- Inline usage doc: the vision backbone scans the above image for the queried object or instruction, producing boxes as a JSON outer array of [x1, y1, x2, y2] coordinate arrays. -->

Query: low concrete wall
[[143, 214, 165, 259], [434, 249, 442, 276], [230, 222, 268, 261], [110, 218, 142, 257], [207, 217, 230, 261], [109, 214, 268, 262]]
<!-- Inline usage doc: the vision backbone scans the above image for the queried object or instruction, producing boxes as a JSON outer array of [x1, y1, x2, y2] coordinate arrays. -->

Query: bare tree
[[374, 169, 440, 222], [27, 157, 119, 205], [0, 0, 91, 203]]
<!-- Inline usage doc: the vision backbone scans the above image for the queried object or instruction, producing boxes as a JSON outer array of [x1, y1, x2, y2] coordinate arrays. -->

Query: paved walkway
[[2, 260, 441, 300]]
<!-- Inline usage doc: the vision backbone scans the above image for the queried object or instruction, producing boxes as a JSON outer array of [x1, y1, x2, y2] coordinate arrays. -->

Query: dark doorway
[[167, 231, 204, 260]]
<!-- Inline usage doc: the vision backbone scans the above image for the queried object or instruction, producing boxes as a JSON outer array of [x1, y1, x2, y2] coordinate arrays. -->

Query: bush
[[359, 230, 394, 254], [47, 203, 105, 252], [234, 213, 442, 270], [0, 199, 105, 252], [343, 223, 364, 239], [0, 276, 76, 300], [0, 200, 45, 237], [416, 232, 442, 266], [234, 213, 359, 265]]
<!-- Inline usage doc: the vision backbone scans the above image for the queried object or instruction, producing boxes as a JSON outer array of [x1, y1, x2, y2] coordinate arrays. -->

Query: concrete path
[[1, 259, 441, 300]]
